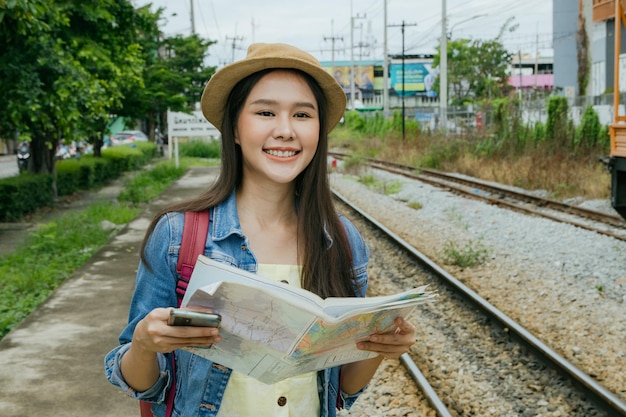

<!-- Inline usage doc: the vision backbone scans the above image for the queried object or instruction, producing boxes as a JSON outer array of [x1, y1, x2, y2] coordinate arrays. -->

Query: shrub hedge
[[0, 142, 157, 222]]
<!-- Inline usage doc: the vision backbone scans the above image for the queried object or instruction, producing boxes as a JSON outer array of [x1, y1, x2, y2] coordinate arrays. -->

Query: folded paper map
[[180, 255, 437, 384]]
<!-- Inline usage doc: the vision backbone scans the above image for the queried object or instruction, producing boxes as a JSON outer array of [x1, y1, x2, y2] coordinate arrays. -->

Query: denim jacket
[[104, 189, 370, 417]]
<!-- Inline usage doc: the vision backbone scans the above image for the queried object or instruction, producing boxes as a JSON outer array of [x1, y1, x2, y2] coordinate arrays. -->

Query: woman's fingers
[[356, 317, 417, 359], [134, 308, 222, 352]]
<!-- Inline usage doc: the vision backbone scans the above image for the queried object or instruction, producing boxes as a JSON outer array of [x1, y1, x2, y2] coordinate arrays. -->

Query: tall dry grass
[[330, 116, 611, 201]]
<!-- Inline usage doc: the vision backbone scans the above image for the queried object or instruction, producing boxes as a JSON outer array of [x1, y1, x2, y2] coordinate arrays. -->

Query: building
[[553, 0, 626, 99], [320, 55, 438, 110], [508, 53, 554, 91], [553, 0, 580, 97]]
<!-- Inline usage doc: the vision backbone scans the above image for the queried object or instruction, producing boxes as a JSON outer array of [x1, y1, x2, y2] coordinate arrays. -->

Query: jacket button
[[277, 396, 287, 406]]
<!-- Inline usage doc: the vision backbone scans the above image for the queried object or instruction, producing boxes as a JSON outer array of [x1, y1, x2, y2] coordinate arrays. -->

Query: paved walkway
[[0, 166, 218, 417]]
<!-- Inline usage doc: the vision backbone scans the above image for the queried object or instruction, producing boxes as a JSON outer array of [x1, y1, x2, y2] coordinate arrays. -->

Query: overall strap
[[175, 210, 210, 306]]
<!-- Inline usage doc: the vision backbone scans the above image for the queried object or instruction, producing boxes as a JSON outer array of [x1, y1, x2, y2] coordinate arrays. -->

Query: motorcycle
[[16, 141, 30, 173]]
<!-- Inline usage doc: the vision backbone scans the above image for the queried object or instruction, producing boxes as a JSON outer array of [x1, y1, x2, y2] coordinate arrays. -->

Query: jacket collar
[[209, 188, 333, 248]]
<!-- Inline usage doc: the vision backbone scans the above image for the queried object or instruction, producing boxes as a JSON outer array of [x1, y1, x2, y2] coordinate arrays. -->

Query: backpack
[[140, 210, 210, 417]]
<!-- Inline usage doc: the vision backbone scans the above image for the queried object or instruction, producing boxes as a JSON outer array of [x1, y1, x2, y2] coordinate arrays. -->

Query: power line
[[225, 35, 245, 63], [324, 20, 344, 80]]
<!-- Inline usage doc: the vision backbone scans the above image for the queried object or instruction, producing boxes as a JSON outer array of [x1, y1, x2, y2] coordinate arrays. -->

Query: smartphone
[[168, 309, 221, 327]]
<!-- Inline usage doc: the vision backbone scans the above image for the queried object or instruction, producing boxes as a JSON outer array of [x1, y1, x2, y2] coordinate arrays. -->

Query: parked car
[[112, 130, 149, 145]]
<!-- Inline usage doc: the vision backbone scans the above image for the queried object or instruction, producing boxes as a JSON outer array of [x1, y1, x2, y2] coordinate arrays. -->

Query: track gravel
[[332, 167, 626, 417]]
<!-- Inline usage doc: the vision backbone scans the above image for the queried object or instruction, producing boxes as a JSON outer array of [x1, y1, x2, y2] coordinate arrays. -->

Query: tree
[[65, 0, 148, 157], [433, 38, 513, 105], [120, 26, 216, 141], [0, 0, 216, 182], [0, 0, 149, 174], [432, 19, 515, 105]]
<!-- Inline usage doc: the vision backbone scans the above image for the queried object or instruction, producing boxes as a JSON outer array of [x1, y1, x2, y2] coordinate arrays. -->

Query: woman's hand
[[132, 308, 222, 355], [356, 317, 416, 360]]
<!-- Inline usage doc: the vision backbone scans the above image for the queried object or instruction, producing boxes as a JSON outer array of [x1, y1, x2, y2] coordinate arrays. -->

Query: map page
[[181, 255, 437, 384]]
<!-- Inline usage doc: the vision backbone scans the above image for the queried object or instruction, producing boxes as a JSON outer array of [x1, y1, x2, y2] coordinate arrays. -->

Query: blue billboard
[[390, 62, 437, 97]]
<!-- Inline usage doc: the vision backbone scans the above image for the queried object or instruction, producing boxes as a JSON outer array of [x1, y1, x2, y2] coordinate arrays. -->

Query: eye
[[294, 112, 311, 118], [257, 111, 274, 117]]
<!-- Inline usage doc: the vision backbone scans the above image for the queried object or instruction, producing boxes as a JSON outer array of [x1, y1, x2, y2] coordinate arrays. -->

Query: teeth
[[266, 150, 297, 157]]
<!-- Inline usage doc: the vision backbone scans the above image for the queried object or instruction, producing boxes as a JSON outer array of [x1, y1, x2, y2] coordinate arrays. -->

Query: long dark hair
[[141, 68, 357, 298]]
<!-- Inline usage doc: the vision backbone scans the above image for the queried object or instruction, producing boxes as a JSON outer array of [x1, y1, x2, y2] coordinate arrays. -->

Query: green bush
[[0, 142, 157, 222], [344, 110, 366, 131], [576, 105, 601, 148], [179, 140, 221, 158], [0, 174, 53, 221], [546, 96, 572, 146], [102, 143, 152, 174], [56, 159, 82, 196]]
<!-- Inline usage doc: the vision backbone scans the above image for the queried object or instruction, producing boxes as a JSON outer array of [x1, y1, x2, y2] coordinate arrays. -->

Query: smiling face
[[235, 69, 321, 189]]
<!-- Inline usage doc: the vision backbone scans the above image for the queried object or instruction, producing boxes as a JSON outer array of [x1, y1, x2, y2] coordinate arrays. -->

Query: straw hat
[[201, 43, 347, 133]]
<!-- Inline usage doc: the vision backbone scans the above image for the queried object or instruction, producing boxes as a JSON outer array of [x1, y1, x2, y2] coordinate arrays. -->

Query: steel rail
[[332, 189, 626, 416], [329, 152, 626, 242]]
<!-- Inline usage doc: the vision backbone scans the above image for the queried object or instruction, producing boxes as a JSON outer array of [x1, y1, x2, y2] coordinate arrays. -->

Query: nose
[[273, 114, 295, 141]]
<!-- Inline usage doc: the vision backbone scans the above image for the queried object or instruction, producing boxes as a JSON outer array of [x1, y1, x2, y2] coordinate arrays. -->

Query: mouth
[[264, 149, 299, 158]]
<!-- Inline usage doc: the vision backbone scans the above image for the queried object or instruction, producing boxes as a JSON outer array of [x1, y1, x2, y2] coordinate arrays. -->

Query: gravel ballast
[[331, 168, 626, 416]]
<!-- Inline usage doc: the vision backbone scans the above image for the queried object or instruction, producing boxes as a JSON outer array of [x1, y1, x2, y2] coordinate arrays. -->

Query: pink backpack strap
[[175, 210, 210, 306], [140, 210, 210, 417]]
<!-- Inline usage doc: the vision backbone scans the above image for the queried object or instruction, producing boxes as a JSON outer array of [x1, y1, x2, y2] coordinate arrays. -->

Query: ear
[[234, 129, 240, 145]]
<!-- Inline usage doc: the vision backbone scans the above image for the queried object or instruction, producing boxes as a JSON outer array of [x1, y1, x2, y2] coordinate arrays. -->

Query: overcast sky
[[135, 0, 554, 67]]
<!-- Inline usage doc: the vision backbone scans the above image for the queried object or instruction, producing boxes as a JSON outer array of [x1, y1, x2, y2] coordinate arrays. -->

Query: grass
[[118, 159, 188, 205], [330, 124, 611, 201], [0, 202, 141, 338], [0, 156, 203, 340], [357, 173, 403, 195], [440, 239, 490, 268]]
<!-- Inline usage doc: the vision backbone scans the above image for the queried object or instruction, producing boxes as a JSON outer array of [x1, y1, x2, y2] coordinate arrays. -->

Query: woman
[[105, 43, 416, 417]]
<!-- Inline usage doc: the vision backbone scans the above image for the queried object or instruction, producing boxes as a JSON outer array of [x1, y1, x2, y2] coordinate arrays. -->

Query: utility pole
[[518, 50, 523, 100], [389, 20, 417, 141], [190, 0, 195, 35], [383, 0, 390, 116], [350, 1, 366, 110], [226, 35, 244, 63], [440, 0, 447, 133], [324, 20, 343, 89]]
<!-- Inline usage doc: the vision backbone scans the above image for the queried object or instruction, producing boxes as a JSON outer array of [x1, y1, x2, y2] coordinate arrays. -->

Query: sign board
[[167, 110, 220, 139], [389, 62, 436, 97]]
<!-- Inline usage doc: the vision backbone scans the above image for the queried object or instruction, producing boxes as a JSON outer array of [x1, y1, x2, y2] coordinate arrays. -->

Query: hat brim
[[201, 47, 346, 134]]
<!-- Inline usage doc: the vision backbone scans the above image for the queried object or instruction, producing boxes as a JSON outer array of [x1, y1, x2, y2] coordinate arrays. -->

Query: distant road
[[0, 156, 18, 179]]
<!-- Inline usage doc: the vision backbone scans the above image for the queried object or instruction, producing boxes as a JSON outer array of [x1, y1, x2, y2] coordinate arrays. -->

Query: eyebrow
[[249, 99, 317, 111]]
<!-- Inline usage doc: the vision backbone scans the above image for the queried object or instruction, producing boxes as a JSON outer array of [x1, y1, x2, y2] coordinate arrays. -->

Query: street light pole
[[350, 1, 355, 110], [440, 0, 447, 132], [448, 14, 488, 39], [383, 0, 390, 116]]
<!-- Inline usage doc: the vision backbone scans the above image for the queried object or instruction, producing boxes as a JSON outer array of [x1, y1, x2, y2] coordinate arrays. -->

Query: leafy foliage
[[546, 96, 573, 149], [0, 0, 216, 179], [433, 37, 513, 105]]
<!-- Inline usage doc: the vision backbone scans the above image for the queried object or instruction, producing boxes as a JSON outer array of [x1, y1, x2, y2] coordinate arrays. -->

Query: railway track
[[332, 190, 626, 416], [329, 151, 626, 242]]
